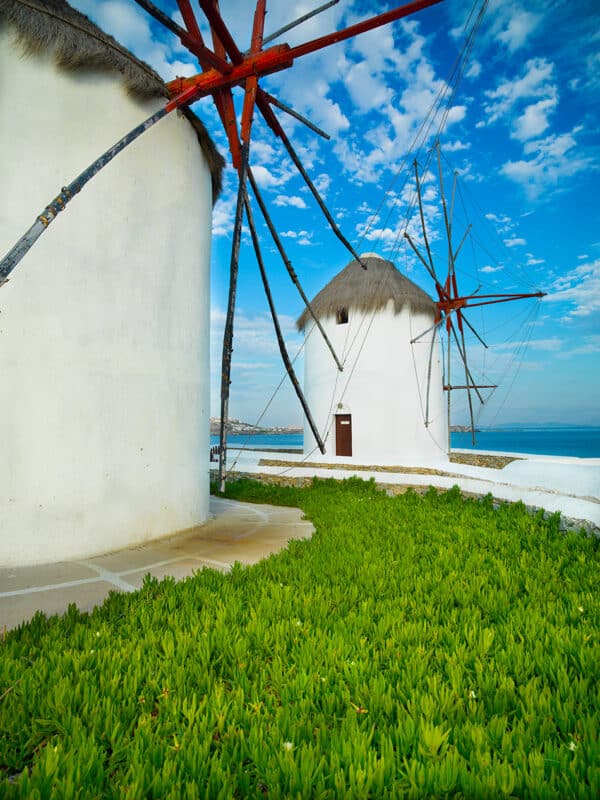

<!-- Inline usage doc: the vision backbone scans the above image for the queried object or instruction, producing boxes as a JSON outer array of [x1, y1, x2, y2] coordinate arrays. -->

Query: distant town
[[210, 418, 303, 436], [211, 418, 473, 435]]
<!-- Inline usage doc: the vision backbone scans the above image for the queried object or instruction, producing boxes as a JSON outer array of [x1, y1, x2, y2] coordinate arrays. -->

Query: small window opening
[[336, 308, 348, 324]]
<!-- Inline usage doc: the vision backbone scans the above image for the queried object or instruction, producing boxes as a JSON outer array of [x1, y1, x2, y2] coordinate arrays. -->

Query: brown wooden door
[[335, 414, 352, 456]]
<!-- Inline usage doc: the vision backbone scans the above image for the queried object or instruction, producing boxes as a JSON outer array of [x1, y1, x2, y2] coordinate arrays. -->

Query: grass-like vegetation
[[1, 478, 599, 798]]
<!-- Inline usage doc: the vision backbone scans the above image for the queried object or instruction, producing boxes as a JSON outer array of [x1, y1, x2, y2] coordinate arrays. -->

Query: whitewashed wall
[[303, 301, 448, 465], [0, 33, 213, 566]]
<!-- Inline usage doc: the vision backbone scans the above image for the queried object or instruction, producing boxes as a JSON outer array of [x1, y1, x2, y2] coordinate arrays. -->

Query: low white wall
[[0, 34, 213, 566], [303, 302, 448, 465]]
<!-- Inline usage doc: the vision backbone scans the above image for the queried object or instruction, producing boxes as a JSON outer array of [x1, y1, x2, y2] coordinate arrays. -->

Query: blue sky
[[73, 0, 600, 428]]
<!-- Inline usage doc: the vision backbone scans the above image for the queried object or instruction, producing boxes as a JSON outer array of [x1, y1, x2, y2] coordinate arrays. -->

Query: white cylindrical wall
[[303, 301, 448, 465], [0, 34, 213, 566]]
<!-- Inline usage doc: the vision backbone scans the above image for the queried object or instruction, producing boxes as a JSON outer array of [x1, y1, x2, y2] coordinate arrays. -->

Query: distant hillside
[[210, 418, 302, 436]]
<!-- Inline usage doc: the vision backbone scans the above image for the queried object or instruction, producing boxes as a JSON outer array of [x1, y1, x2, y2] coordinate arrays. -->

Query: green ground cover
[[1, 478, 598, 798]]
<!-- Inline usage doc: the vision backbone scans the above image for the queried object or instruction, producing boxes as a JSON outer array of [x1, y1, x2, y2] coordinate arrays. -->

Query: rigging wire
[[477, 299, 543, 428], [352, 0, 489, 252], [305, 0, 492, 450], [465, 299, 541, 428], [448, 156, 542, 293], [354, 0, 489, 280], [223, 323, 316, 476], [225, 0, 494, 461]]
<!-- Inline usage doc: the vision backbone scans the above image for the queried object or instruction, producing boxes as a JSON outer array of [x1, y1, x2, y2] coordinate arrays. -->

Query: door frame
[[335, 413, 352, 457]]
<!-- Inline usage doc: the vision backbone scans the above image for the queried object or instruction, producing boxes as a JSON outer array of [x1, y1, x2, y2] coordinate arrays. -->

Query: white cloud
[[445, 105, 467, 126], [314, 174, 332, 197], [466, 60, 481, 79], [481, 265, 503, 273], [345, 17, 428, 84], [273, 195, 307, 209], [512, 97, 558, 141], [582, 50, 600, 93], [492, 337, 562, 353], [209, 304, 307, 425], [564, 335, 600, 356], [232, 361, 277, 371], [343, 60, 393, 113], [544, 258, 600, 319], [212, 193, 236, 237], [250, 139, 277, 165], [484, 212, 515, 236], [313, 92, 351, 136], [496, 11, 541, 52], [522, 338, 562, 352], [444, 139, 471, 152], [331, 19, 460, 183], [251, 165, 281, 189], [484, 58, 556, 127], [501, 127, 592, 198], [280, 229, 311, 245], [72, 0, 197, 81], [210, 306, 303, 364], [526, 254, 545, 266], [504, 237, 526, 248], [356, 223, 400, 246]]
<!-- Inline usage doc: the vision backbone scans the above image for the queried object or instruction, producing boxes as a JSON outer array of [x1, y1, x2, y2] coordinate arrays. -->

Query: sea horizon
[[211, 424, 600, 459]]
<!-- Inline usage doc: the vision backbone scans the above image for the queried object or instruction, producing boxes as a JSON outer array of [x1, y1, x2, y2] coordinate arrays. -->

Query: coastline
[[211, 425, 600, 459]]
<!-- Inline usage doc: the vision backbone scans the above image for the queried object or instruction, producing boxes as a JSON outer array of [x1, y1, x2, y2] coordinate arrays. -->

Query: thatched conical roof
[[0, 0, 224, 200], [297, 253, 436, 330]]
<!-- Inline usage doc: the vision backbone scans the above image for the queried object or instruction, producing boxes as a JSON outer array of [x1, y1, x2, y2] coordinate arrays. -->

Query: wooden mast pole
[[217, 145, 249, 493], [218, 0, 266, 491], [244, 191, 326, 454], [447, 333, 451, 451]]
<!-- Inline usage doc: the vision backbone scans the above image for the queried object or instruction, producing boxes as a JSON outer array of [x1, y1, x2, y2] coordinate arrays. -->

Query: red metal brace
[[176, 0, 231, 73], [435, 290, 546, 333], [240, 0, 267, 147], [175, 0, 243, 169], [199, 0, 244, 65]]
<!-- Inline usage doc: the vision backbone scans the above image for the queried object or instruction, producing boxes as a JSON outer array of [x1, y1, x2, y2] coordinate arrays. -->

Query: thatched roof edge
[[0, 0, 224, 201], [297, 255, 436, 331], [0, 0, 168, 98]]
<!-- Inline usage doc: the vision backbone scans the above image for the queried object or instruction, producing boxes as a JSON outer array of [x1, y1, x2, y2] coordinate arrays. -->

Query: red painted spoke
[[241, 0, 267, 145], [199, 0, 244, 64], [176, 0, 232, 73]]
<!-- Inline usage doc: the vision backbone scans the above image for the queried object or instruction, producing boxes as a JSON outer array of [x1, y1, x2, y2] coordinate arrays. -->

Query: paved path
[[0, 497, 313, 632]]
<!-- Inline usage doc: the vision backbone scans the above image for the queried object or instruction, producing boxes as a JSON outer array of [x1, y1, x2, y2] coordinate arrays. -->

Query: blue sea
[[211, 433, 303, 450], [451, 427, 600, 458], [212, 427, 600, 458]]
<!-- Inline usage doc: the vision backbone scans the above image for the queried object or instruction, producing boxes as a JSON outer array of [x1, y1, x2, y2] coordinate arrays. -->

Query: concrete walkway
[[0, 497, 314, 632]]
